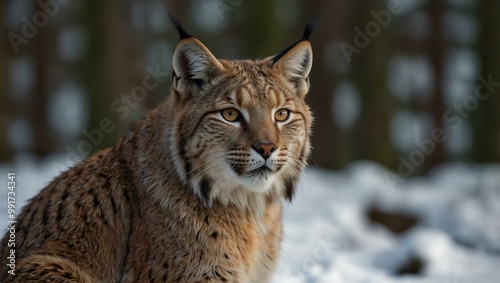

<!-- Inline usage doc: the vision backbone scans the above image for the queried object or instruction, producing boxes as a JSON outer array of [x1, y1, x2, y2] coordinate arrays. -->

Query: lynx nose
[[252, 143, 277, 160]]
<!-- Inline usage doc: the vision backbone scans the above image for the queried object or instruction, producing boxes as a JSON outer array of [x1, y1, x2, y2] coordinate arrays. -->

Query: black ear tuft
[[301, 15, 320, 41], [168, 12, 192, 39], [273, 16, 320, 64]]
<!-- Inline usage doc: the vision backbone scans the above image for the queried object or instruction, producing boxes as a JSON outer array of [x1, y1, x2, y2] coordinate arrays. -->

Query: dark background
[[2, 0, 499, 177]]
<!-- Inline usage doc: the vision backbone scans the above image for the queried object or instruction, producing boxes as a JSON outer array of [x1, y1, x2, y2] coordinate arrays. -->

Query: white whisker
[[185, 153, 227, 176]]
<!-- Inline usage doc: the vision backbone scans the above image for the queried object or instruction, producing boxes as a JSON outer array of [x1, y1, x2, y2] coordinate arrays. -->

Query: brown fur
[[0, 22, 314, 282]]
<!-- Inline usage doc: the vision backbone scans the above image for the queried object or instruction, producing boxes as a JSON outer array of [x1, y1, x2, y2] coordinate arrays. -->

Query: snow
[[58, 26, 88, 61], [48, 82, 88, 144], [1, 156, 499, 282], [7, 119, 32, 151], [273, 162, 500, 283], [443, 48, 479, 108], [442, 11, 478, 44], [389, 109, 434, 153], [8, 57, 34, 101], [332, 81, 361, 129], [387, 54, 434, 103]]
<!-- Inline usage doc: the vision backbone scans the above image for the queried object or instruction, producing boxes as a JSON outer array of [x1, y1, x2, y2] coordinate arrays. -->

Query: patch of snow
[[48, 82, 88, 145], [443, 48, 479, 108], [331, 82, 360, 130], [58, 26, 88, 61], [387, 55, 434, 103], [274, 162, 500, 282], [7, 118, 32, 151], [444, 120, 472, 156], [442, 11, 478, 44], [191, 0, 228, 33], [390, 110, 434, 153], [148, 1, 169, 34], [9, 57, 34, 101]]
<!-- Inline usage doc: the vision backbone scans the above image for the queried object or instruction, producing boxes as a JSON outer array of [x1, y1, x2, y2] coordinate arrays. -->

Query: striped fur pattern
[[0, 17, 316, 282]]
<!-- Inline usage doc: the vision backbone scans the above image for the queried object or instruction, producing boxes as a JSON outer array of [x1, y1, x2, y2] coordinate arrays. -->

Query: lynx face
[[168, 21, 314, 209]]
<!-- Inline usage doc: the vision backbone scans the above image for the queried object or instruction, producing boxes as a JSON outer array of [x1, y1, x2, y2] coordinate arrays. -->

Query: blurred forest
[[1, 0, 499, 176]]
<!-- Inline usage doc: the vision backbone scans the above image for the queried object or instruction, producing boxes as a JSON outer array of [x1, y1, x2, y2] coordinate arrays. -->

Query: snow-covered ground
[[274, 162, 500, 283], [1, 156, 499, 282]]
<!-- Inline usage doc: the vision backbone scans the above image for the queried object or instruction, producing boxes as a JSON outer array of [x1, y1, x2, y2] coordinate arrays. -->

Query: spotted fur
[[0, 17, 316, 283]]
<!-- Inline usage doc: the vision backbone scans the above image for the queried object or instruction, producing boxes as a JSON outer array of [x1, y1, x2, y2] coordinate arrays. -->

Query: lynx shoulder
[[0, 16, 318, 283]]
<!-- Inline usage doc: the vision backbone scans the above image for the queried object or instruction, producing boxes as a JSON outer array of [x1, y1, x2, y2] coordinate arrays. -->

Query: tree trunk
[[29, 2, 57, 158], [301, 0, 352, 169], [424, 0, 448, 169], [472, 0, 500, 162], [82, 0, 124, 154], [351, 0, 396, 169]]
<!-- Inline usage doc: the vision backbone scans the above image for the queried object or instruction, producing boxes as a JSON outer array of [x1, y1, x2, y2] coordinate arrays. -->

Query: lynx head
[[167, 15, 318, 209]]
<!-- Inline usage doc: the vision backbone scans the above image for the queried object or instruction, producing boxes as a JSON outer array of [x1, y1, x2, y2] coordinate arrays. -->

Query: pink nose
[[253, 143, 277, 159]]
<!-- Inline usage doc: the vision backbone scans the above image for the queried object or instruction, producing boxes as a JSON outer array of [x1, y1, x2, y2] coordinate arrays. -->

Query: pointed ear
[[172, 38, 224, 82], [272, 16, 318, 85], [273, 41, 313, 83]]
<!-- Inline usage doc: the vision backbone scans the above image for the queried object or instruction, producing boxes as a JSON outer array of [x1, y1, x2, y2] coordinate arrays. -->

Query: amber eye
[[221, 108, 241, 122], [275, 109, 290, 122]]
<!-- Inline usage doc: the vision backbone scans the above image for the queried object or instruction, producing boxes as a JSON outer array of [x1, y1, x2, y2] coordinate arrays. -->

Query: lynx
[[0, 15, 317, 282]]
